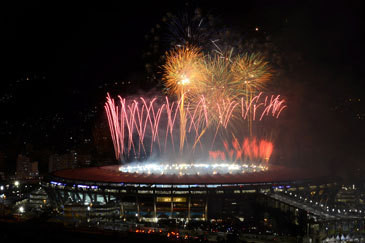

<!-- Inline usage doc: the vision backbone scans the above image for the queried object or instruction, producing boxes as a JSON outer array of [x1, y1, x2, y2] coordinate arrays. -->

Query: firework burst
[[161, 45, 204, 97], [162, 45, 207, 152], [105, 93, 286, 162], [231, 53, 272, 97], [162, 45, 272, 102], [107, 27, 284, 169], [161, 43, 275, 150]]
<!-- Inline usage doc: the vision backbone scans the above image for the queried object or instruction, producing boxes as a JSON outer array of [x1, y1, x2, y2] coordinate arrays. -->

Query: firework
[[109, 31, 281, 167], [104, 93, 286, 162], [165, 8, 213, 47], [201, 51, 272, 135], [162, 45, 206, 152], [162, 45, 204, 97], [162, 48, 271, 98], [230, 53, 272, 97], [161, 44, 272, 98], [162, 48, 273, 128], [209, 137, 273, 163]]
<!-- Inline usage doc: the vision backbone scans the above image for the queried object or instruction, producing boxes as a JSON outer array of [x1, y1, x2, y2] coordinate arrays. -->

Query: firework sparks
[[230, 53, 272, 102], [162, 45, 204, 97], [162, 46, 272, 101], [162, 45, 206, 152], [162, 48, 274, 128], [209, 137, 274, 163], [107, 37, 284, 168], [105, 93, 285, 162]]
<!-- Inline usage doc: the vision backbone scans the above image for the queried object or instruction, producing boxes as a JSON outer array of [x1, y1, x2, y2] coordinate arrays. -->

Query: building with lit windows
[[48, 151, 77, 173], [16, 154, 39, 179]]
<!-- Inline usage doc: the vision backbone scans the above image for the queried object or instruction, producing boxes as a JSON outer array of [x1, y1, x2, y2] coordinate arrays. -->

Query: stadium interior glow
[[119, 162, 268, 175]]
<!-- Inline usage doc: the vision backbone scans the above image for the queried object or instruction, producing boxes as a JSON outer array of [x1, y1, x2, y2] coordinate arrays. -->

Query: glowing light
[[119, 162, 267, 175], [19, 206, 24, 213], [162, 45, 203, 96], [179, 76, 190, 85], [14, 181, 20, 187]]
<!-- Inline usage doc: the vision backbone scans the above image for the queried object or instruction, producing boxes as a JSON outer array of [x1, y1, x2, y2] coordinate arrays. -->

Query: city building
[[15, 154, 39, 179], [0, 152, 6, 173], [27, 187, 50, 210], [48, 151, 78, 172], [77, 154, 92, 168], [335, 186, 359, 205]]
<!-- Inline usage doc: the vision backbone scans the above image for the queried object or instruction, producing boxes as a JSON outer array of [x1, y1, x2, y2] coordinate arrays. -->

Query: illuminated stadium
[[42, 164, 330, 222], [42, 30, 323, 222]]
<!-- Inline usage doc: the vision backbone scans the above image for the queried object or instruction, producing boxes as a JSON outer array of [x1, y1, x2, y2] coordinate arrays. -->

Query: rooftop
[[52, 165, 326, 185]]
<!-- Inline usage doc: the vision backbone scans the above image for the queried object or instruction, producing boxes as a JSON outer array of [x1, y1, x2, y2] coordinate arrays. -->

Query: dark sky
[[0, 0, 364, 174], [1, 1, 363, 84]]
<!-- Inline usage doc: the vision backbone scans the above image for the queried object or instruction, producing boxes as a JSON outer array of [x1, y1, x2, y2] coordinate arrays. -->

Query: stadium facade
[[42, 165, 332, 222]]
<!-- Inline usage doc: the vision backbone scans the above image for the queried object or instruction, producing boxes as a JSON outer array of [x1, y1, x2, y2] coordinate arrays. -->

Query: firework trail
[[109, 38, 284, 165], [105, 93, 286, 162], [209, 137, 273, 163], [162, 45, 206, 153]]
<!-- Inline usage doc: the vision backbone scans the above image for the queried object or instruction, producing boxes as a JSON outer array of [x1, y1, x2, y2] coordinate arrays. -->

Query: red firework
[[105, 93, 285, 161]]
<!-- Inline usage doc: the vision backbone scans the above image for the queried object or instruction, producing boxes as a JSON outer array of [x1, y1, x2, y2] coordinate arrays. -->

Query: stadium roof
[[52, 165, 325, 184]]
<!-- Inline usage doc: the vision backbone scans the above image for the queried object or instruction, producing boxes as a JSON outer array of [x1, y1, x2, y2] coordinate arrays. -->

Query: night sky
[[0, 1, 364, 175]]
